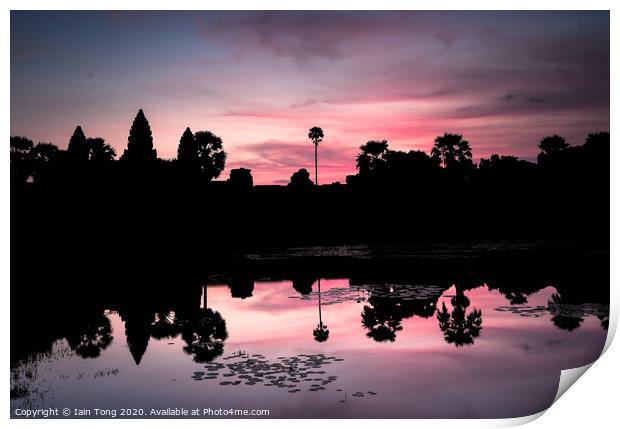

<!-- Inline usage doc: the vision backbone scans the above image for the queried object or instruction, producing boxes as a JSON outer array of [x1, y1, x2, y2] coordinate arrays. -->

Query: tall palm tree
[[308, 126, 324, 186]]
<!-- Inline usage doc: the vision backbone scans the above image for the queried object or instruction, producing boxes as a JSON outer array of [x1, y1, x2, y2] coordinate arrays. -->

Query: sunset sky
[[11, 11, 609, 184]]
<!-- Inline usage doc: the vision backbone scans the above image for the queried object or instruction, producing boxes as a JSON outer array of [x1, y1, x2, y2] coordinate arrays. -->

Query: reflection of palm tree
[[65, 312, 113, 359], [182, 285, 228, 363], [308, 126, 324, 186], [313, 278, 329, 342], [361, 304, 402, 342], [436, 287, 482, 346]]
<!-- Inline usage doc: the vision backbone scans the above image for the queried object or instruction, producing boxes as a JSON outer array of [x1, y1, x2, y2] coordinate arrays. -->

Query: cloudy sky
[[11, 11, 609, 184]]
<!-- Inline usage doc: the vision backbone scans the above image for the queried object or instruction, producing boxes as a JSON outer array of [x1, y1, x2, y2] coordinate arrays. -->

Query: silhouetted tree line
[[346, 131, 609, 191], [10, 108, 609, 249], [10, 108, 609, 193], [10, 109, 228, 187]]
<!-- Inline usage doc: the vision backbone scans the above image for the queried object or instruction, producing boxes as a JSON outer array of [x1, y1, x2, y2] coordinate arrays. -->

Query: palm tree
[[431, 133, 473, 169], [313, 278, 329, 342], [308, 126, 324, 186], [436, 287, 483, 346]]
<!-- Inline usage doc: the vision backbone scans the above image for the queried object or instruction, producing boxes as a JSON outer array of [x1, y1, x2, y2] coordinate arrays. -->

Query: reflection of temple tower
[[292, 272, 314, 295], [120, 308, 152, 365], [228, 275, 254, 299]]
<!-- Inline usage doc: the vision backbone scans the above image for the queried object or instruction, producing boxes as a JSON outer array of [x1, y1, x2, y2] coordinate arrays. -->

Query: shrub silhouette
[[288, 168, 313, 188]]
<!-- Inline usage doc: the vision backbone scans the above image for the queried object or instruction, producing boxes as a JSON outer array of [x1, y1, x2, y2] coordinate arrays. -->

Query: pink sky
[[11, 11, 609, 184]]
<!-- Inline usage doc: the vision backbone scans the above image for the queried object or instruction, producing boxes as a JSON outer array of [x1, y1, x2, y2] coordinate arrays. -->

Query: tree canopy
[[194, 131, 227, 180]]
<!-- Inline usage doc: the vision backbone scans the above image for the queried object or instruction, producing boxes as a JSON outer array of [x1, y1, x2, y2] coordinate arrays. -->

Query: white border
[[2, 2, 617, 428]]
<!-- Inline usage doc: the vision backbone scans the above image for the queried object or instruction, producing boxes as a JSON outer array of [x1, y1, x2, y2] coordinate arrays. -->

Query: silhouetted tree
[[584, 131, 609, 148], [177, 127, 198, 170], [67, 126, 89, 162], [431, 133, 473, 170], [384, 149, 440, 185], [356, 140, 389, 176], [121, 109, 157, 162], [10, 136, 34, 183], [537, 134, 569, 167], [478, 154, 535, 186], [308, 126, 324, 186], [538, 135, 569, 157], [87, 137, 116, 163], [194, 131, 226, 180], [29, 142, 60, 182], [288, 168, 313, 189]]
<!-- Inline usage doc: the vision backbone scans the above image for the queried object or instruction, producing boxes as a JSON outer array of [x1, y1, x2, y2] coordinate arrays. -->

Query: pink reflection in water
[[11, 279, 608, 418]]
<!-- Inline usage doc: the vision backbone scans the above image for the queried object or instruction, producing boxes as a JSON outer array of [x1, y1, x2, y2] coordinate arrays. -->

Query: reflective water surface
[[11, 265, 608, 418]]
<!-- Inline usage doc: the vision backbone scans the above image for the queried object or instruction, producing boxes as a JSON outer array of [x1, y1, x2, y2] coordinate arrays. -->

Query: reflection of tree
[[151, 309, 179, 340], [548, 293, 584, 332], [182, 309, 228, 363], [313, 278, 329, 342], [437, 288, 482, 346], [182, 285, 228, 363], [359, 284, 441, 343], [65, 312, 113, 359], [505, 291, 528, 305], [361, 303, 402, 342]]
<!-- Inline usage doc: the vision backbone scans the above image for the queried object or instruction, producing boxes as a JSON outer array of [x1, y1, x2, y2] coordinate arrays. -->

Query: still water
[[10, 274, 608, 418]]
